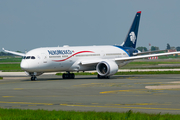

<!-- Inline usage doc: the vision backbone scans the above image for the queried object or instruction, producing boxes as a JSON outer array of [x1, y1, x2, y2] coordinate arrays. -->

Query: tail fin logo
[[129, 31, 136, 44]]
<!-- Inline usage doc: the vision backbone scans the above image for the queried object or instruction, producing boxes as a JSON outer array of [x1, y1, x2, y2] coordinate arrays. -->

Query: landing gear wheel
[[98, 74, 101, 79], [97, 74, 110, 79], [70, 73, 75, 79], [62, 73, 75, 79], [62, 73, 65, 79], [31, 76, 37, 81]]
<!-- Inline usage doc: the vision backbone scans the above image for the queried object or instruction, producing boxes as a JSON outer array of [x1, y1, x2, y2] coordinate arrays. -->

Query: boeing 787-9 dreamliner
[[3, 11, 180, 80]]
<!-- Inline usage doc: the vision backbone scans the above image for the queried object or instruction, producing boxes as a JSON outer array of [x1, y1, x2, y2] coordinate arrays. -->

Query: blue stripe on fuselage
[[113, 45, 138, 57]]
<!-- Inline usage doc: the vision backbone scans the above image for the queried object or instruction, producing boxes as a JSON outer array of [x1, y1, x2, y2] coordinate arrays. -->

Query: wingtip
[[137, 11, 141, 14]]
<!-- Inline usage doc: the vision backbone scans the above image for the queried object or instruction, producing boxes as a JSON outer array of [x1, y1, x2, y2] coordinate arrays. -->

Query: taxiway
[[0, 73, 180, 114]]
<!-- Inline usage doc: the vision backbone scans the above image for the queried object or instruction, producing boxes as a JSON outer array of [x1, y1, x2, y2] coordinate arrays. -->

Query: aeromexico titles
[[48, 50, 73, 55], [3, 11, 180, 81]]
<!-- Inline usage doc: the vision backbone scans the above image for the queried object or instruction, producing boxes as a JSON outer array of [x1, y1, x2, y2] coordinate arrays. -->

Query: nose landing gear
[[31, 76, 37, 81], [26, 72, 43, 81]]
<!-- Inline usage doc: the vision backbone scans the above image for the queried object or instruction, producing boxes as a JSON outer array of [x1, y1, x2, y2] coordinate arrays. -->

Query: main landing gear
[[62, 72, 75, 79], [31, 76, 37, 81], [97, 74, 110, 79]]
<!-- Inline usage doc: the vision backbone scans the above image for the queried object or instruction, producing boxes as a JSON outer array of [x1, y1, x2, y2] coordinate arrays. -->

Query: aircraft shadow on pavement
[[21, 75, 150, 81], [21, 74, 179, 82]]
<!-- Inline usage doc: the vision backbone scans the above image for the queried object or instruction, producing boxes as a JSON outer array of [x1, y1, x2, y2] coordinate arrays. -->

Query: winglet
[[137, 11, 141, 14]]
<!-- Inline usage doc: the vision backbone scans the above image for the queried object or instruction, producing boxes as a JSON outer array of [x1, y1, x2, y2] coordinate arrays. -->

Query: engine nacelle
[[96, 60, 118, 76], [25, 71, 43, 76]]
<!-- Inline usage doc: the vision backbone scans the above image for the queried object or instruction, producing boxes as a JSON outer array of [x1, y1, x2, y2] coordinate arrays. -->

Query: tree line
[[0, 52, 14, 56], [137, 43, 180, 52]]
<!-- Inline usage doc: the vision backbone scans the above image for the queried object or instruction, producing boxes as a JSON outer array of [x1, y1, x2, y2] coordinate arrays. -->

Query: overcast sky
[[1, 0, 180, 52]]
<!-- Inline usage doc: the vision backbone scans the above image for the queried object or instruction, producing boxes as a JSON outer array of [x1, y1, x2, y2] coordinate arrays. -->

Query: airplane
[[3, 11, 180, 81]]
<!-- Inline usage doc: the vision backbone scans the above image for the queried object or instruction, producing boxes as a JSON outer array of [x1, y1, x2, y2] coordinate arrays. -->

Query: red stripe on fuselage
[[52, 51, 94, 62]]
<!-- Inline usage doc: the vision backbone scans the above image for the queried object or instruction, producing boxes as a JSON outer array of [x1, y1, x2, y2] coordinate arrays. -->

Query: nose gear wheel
[[31, 76, 37, 81]]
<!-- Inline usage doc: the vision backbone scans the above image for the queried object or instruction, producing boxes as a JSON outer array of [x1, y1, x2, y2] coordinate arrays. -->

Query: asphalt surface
[[1, 73, 180, 114]]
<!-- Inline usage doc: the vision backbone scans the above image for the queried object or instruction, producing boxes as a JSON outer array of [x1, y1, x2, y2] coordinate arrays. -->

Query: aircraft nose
[[20, 61, 29, 70]]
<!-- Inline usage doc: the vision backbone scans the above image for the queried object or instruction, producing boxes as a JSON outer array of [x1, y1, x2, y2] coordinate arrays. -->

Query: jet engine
[[96, 60, 118, 76]]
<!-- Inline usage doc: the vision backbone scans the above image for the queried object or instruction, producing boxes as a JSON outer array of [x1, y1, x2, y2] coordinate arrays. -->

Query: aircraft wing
[[115, 51, 180, 61], [2, 48, 25, 56], [81, 51, 180, 66]]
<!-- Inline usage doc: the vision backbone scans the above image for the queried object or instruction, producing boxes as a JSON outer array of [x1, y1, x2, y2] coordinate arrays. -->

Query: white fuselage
[[20, 45, 129, 73]]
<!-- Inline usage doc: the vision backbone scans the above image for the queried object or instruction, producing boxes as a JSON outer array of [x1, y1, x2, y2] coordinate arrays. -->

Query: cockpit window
[[31, 56, 35, 59], [23, 56, 36, 59], [26, 56, 30, 59]]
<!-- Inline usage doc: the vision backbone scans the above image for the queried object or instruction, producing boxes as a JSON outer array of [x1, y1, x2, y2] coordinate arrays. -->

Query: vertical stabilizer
[[122, 11, 141, 48]]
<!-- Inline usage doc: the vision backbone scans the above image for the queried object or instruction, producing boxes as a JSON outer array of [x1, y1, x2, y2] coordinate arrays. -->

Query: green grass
[[0, 64, 22, 72], [114, 71, 180, 75], [120, 60, 180, 69], [56, 72, 98, 76], [0, 108, 180, 120], [0, 58, 21, 62], [0, 76, 3, 79], [158, 55, 180, 59], [1, 59, 180, 72], [123, 66, 180, 69], [128, 61, 180, 65], [56, 71, 180, 76]]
